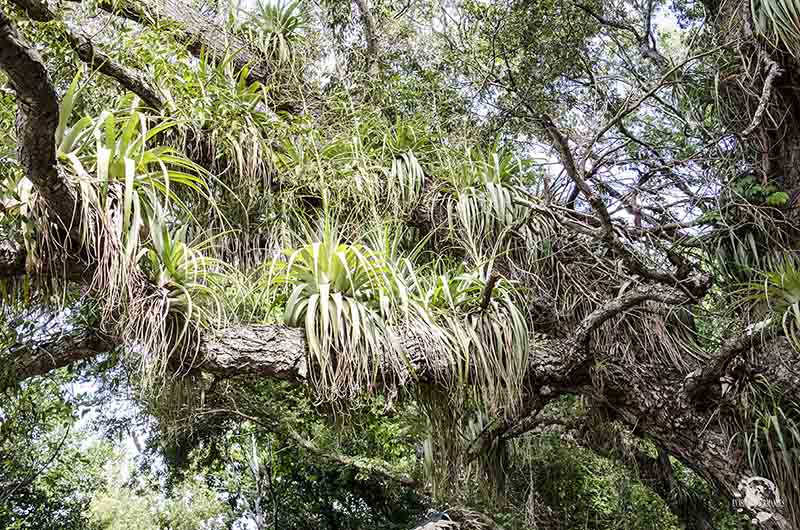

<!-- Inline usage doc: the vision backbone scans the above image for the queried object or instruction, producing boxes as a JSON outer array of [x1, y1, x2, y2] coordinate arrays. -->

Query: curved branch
[[741, 58, 783, 137], [0, 8, 79, 228], [8, 0, 164, 109], [572, 282, 690, 350]]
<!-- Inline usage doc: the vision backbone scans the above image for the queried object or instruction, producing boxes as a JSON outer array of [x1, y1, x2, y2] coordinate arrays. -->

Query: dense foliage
[[2, 0, 800, 528]]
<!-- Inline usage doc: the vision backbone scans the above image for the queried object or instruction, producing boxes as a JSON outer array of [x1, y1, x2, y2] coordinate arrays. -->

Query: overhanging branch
[[63, 0, 298, 109], [4, 328, 111, 384], [8, 0, 164, 109]]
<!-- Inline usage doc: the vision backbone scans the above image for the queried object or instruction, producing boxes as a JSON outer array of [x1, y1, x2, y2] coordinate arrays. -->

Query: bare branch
[[571, 283, 690, 350], [574, 2, 642, 41], [585, 48, 722, 159], [683, 319, 777, 401], [538, 114, 581, 190]]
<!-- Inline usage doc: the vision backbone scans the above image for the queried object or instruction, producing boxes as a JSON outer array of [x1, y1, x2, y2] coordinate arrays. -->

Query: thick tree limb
[[8, 0, 164, 109], [354, 0, 379, 71], [0, 8, 79, 228], [68, 31, 164, 109], [201, 325, 307, 379], [8, 313, 798, 527], [4, 328, 111, 384], [8, 282, 687, 389], [65, 0, 280, 95]]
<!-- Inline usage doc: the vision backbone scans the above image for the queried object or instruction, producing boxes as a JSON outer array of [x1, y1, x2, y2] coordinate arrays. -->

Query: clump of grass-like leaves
[[421, 263, 530, 417], [272, 225, 416, 400], [751, 0, 800, 57], [434, 146, 555, 268], [745, 255, 800, 348], [53, 76, 224, 393], [234, 0, 307, 64], [243, 215, 531, 413], [740, 379, 800, 527]]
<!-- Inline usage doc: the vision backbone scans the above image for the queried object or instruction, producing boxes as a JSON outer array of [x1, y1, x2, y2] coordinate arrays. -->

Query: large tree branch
[[8, 287, 799, 530], [7, 279, 697, 392], [4, 328, 111, 384], [63, 0, 298, 110], [0, 8, 79, 228], [201, 325, 307, 379], [211, 282, 699, 394], [9, 317, 798, 527], [8, 0, 164, 109]]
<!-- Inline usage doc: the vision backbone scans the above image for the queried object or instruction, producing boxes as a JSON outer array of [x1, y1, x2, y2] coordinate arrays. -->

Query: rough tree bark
[[0, 7, 79, 228], [8, 318, 797, 527]]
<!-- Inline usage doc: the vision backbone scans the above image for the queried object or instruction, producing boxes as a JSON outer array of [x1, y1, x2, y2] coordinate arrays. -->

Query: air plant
[[751, 0, 800, 56], [52, 74, 222, 392], [746, 255, 800, 348], [275, 224, 414, 400], [236, 0, 307, 63], [422, 263, 530, 417], [741, 379, 800, 527]]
